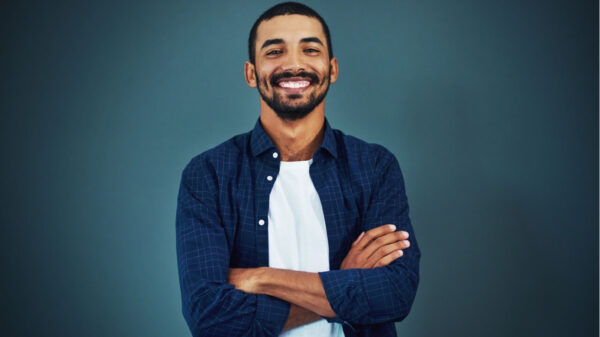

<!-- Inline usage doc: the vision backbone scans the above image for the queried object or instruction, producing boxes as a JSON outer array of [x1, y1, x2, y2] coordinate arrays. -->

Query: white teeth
[[279, 81, 310, 88]]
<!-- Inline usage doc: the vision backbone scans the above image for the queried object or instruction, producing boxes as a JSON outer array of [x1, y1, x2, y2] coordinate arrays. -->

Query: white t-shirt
[[268, 159, 345, 337]]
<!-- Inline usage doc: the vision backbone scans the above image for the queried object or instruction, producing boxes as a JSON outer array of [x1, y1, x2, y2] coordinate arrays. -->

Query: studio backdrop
[[1, 1, 597, 336]]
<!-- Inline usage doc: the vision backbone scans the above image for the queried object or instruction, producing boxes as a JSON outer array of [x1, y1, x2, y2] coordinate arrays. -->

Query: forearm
[[232, 267, 336, 317], [181, 283, 290, 336], [258, 268, 336, 317], [282, 304, 322, 332]]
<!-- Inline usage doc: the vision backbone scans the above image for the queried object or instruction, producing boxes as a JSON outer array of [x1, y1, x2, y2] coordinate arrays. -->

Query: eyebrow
[[260, 37, 324, 50], [300, 37, 324, 46], [261, 38, 284, 50]]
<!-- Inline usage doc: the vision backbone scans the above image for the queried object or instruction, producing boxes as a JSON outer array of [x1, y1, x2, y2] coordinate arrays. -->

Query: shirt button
[[258, 219, 265, 226], [267, 175, 273, 181], [272, 152, 278, 159]]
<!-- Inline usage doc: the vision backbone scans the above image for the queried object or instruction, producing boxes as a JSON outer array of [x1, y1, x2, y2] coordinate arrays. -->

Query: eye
[[305, 48, 320, 54], [266, 49, 282, 56]]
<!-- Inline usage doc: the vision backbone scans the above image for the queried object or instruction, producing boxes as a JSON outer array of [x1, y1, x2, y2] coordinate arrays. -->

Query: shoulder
[[333, 129, 399, 172], [182, 131, 251, 181]]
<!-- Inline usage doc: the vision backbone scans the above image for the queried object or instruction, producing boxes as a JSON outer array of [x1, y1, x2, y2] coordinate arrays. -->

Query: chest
[[221, 158, 365, 269]]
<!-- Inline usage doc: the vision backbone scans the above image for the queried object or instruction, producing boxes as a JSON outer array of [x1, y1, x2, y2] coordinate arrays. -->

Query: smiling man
[[176, 2, 420, 337]]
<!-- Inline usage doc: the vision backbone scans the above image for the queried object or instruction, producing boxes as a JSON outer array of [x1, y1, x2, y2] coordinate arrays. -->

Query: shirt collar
[[250, 118, 338, 159]]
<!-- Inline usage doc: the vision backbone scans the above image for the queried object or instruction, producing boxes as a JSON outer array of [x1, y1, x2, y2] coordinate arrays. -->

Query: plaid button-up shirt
[[176, 119, 420, 337]]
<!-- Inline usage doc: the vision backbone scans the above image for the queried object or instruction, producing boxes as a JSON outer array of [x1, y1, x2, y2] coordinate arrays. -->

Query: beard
[[256, 69, 331, 121]]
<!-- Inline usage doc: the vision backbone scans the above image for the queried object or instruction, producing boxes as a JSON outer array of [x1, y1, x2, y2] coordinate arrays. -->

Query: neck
[[259, 100, 326, 161]]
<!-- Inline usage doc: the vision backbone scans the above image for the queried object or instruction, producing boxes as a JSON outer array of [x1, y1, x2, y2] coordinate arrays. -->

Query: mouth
[[270, 71, 320, 95], [276, 76, 312, 94]]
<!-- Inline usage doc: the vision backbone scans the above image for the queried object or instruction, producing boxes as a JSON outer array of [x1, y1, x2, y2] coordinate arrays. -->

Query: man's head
[[244, 2, 338, 121], [248, 2, 333, 65]]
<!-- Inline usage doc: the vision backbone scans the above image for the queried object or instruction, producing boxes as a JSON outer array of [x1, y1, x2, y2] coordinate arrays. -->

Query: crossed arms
[[228, 225, 411, 332], [176, 152, 420, 337]]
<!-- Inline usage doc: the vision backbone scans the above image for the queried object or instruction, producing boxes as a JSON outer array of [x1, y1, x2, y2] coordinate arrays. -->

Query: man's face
[[249, 14, 337, 120]]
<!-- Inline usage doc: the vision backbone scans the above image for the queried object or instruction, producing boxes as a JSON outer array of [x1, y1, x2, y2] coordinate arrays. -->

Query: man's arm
[[229, 150, 420, 326], [229, 225, 411, 325], [228, 267, 335, 316], [317, 150, 420, 325], [281, 304, 322, 333], [274, 225, 409, 332], [176, 156, 289, 337]]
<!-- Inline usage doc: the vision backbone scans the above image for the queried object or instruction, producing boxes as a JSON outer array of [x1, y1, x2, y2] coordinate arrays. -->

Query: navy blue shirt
[[176, 119, 420, 337]]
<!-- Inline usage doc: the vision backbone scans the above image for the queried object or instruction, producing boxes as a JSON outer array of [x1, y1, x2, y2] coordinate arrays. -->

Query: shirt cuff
[[255, 294, 290, 335], [319, 269, 365, 324]]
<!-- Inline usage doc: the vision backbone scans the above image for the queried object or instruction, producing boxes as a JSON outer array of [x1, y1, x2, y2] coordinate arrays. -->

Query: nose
[[282, 47, 305, 73]]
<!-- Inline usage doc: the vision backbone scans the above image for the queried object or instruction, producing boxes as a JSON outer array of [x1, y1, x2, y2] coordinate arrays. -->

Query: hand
[[227, 267, 264, 293], [340, 224, 410, 269]]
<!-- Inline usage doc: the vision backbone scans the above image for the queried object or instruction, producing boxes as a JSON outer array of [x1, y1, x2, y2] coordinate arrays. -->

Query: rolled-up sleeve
[[319, 150, 420, 325], [176, 156, 290, 337]]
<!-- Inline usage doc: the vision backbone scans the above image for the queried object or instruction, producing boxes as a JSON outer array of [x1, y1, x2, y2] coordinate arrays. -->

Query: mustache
[[270, 71, 320, 86]]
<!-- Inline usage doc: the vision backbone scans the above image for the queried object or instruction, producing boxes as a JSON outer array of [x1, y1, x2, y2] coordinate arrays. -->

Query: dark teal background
[[1, 1, 597, 336]]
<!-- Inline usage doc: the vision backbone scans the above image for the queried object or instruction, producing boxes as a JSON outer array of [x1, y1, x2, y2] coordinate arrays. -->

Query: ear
[[329, 57, 339, 84], [245, 61, 257, 88]]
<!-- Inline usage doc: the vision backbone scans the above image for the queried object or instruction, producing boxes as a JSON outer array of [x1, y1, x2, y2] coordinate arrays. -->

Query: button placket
[[255, 153, 279, 266]]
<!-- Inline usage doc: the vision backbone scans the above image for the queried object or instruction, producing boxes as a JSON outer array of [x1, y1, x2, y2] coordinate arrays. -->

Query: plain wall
[[1, 1, 597, 336]]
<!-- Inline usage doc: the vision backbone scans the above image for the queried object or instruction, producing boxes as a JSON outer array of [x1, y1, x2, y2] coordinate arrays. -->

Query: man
[[176, 2, 420, 337]]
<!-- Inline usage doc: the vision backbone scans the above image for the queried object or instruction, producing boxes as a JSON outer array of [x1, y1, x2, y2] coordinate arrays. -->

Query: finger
[[355, 224, 397, 250], [366, 240, 409, 267], [352, 231, 365, 247], [362, 231, 408, 261], [374, 250, 404, 268]]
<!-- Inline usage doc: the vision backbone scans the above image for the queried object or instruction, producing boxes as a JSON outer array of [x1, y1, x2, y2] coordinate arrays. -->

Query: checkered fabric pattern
[[176, 119, 420, 337]]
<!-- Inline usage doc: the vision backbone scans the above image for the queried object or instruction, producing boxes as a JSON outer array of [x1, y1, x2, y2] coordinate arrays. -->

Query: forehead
[[256, 14, 327, 46]]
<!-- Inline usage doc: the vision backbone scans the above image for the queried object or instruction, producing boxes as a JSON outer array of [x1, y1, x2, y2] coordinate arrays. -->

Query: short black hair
[[248, 2, 333, 64]]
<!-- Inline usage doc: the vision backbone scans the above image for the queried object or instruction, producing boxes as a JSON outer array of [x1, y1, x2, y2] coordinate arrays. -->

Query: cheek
[[319, 66, 331, 84], [260, 76, 269, 89], [257, 70, 273, 88], [316, 62, 330, 79], [256, 63, 275, 79], [254, 69, 268, 88]]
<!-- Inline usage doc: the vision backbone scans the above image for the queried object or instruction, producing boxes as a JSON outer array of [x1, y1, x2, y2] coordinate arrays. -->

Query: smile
[[278, 80, 310, 88]]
